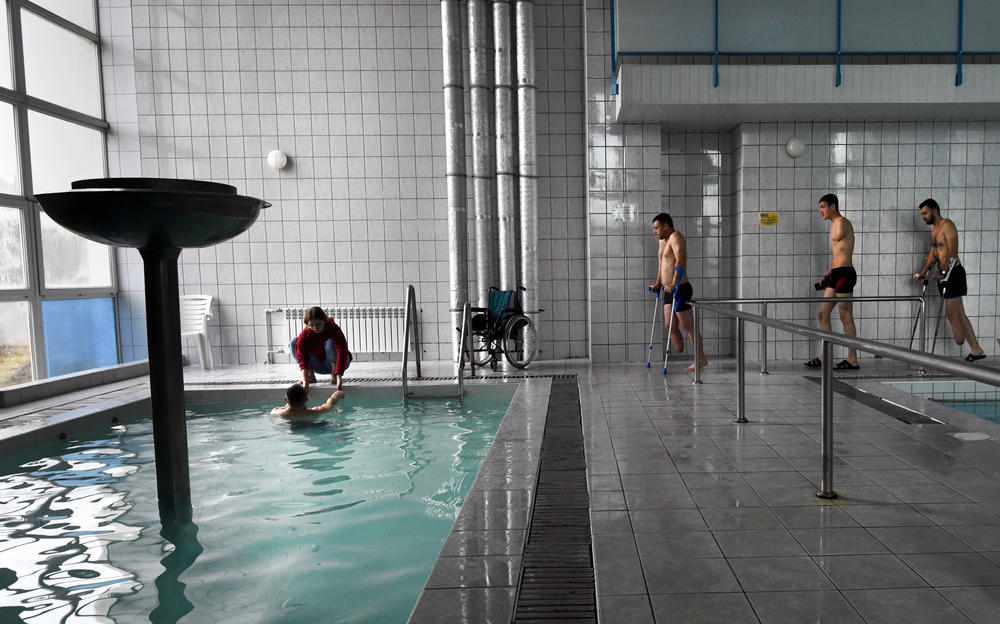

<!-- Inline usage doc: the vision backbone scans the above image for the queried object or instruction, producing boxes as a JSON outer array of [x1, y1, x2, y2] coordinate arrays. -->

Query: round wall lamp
[[784, 136, 806, 159], [267, 149, 288, 170]]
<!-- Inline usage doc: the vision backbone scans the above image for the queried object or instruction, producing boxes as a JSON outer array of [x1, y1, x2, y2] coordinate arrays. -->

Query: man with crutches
[[648, 212, 707, 373], [913, 198, 986, 361]]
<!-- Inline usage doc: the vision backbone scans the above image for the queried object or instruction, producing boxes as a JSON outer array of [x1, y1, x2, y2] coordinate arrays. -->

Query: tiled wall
[[108, 0, 587, 365]]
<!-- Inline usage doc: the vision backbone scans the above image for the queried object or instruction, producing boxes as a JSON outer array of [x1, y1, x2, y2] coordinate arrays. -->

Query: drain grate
[[513, 378, 596, 623], [189, 373, 578, 385], [804, 376, 941, 425]]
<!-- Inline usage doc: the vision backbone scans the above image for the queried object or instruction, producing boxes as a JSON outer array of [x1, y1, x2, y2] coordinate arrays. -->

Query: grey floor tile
[[598, 594, 655, 624], [621, 473, 687, 490], [741, 470, 814, 488], [630, 509, 708, 532], [408, 588, 517, 624], [900, 552, 1000, 587], [440, 530, 526, 557], [641, 557, 741, 594], [748, 590, 865, 624], [938, 586, 1000, 624], [592, 490, 628, 510], [773, 505, 860, 528], [592, 510, 633, 534], [843, 588, 974, 624], [713, 528, 807, 557], [864, 469, 941, 486], [753, 486, 832, 507], [635, 530, 724, 560], [595, 552, 647, 596], [424, 555, 521, 589], [791, 527, 890, 555], [624, 488, 697, 510], [728, 557, 835, 592], [841, 504, 933, 527], [911, 503, 1000, 526], [617, 459, 679, 474], [702, 507, 784, 531], [869, 526, 974, 554], [589, 473, 624, 491], [944, 525, 1000, 552], [883, 483, 974, 504], [681, 471, 750, 489], [829, 485, 904, 505], [814, 554, 927, 589], [689, 485, 766, 508], [649, 592, 758, 623]]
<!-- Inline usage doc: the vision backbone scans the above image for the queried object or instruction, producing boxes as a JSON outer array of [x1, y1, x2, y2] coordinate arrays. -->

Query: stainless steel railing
[[689, 300, 1000, 499], [695, 295, 927, 374], [401, 285, 422, 398], [455, 302, 475, 399]]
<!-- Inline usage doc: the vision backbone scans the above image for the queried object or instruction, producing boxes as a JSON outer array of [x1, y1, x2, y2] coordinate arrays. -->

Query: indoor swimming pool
[[0, 387, 514, 623], [886, 379, 1000, 424]]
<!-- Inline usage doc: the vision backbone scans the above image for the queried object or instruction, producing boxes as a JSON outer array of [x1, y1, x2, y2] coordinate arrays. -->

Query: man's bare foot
[[685, 361, 708, 372]]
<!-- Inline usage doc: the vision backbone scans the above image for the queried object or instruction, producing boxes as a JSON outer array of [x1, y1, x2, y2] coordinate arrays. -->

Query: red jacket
[[294, 320, 351, 375]]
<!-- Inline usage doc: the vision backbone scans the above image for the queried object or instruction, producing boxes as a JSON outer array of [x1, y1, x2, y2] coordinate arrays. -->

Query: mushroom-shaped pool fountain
[[35, 178, 268, 521]]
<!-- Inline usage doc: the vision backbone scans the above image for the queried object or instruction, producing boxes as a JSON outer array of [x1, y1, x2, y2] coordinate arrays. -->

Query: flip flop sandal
[[965, 353, 987, 362], [804, 357, 822, 368], [834, 360, 860, 370]]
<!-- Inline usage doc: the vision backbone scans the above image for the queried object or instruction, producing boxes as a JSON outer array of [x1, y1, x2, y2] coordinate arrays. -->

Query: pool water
[[935, 400, 1000, 424], [0, 390, 512, 623], [886, 380, 1000, 425]]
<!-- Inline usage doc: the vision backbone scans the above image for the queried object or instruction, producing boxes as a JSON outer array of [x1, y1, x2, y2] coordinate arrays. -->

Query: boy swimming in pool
[[271, 383, 345, 422]]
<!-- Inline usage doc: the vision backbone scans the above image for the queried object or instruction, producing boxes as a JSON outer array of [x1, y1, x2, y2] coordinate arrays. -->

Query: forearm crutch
[[661, 267, 686, 374], [929, 258, 956, 356], [646, 286, 662, 368], [907, 279, 928, 351]]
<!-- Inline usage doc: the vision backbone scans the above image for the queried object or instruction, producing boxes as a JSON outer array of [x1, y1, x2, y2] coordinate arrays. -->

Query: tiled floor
[[581, 359, 1000, 624], [4, 357, 1000, 623]]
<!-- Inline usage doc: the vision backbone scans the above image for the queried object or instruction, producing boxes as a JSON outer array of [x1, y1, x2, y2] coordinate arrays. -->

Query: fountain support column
[[139, 246, 192, 520]]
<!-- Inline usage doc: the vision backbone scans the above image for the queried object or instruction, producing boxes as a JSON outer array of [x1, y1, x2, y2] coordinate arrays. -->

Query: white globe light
[[784, 137, 806, 159], [267, 149, 288, 170]]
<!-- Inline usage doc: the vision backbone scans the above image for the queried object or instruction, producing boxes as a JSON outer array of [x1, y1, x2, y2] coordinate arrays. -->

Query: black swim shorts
[[938, 263, 968, 299], [828, 266, 856, 294], [665, 282, 694, 312]]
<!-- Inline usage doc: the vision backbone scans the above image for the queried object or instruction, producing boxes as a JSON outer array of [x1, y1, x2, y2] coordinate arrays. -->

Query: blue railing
[[610, 0, 997, 94]]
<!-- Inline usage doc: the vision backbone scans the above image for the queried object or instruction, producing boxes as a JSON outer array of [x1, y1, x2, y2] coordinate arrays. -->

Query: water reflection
[[0, 436, 143, 622], [149, 517, 201, 624]]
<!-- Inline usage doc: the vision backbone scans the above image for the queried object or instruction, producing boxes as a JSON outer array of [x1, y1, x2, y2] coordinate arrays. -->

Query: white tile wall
[[108, 0, 588, 365]]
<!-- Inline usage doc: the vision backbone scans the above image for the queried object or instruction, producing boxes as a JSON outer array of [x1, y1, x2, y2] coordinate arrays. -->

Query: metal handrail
[[455, 302, 475, 399], [696, 295, 927, 374], [401, 285, 422, 398], [689, 300, 1000, 499]]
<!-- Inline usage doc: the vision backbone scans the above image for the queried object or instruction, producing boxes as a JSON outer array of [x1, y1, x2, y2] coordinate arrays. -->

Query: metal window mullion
[[17, 0, 99, 42], [21, 203, 45, 379]]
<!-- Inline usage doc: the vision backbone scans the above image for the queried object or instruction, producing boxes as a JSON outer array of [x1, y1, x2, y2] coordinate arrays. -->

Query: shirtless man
[[913, 198, 986, 361], [805, 194, 859, 369], [648, 212, 707, 371]]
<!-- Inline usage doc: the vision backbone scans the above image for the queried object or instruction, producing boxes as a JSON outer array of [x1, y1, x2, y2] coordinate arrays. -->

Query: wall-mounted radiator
[[265, 306, 409, 364]]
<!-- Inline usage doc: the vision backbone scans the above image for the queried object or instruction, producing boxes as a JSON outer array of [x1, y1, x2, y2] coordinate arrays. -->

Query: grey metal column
[[760, 302, 769, 374], [468, 0, 496, 307], [818, 339, 838, 499], [735, 319, 747, 423], [441, 0, 469, 359], [515, 0, 538, 347], [139, 246, 191, 522], [493, 0, 517, 289]]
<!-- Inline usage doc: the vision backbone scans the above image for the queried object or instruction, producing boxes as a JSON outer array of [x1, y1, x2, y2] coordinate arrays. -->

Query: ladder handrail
[[456, 302, 475, 398], [402, 285, 422, 397]]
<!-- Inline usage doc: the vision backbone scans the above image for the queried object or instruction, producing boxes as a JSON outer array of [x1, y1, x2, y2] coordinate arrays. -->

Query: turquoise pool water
[[0, 390, 512, 623], [886, 380, 1000, 425], [936, 400, 1000, 424]]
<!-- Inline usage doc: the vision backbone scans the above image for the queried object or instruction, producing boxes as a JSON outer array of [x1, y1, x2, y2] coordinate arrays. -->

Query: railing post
[[693, 305, 702, 384], [817, 339, 837, 499], [734, 318, 747, 423], [760, 302, 769, 375]]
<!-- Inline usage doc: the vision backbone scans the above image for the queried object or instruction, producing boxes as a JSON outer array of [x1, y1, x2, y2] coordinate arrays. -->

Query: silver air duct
[[468, 0, 495, 308], [493, 0, 517, 290], [515, 0, 538, 353], [441, 0, 468, 359]]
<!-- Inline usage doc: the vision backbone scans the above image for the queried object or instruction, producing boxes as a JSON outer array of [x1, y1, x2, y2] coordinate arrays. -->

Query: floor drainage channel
[[513, 378, 596, 623], [804, 376, 941, 425], [190, 373, 579, 385]]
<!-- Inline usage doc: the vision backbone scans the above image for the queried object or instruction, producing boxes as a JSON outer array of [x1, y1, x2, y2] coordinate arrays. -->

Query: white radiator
[[266, 306, 409, 363]]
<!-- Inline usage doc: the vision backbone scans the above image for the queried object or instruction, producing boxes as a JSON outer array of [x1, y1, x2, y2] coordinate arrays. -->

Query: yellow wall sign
[[759, 212, 777, 226]]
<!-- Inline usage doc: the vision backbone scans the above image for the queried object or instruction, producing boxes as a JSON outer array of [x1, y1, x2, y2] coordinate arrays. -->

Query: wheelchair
[[468, 287, 538, 370]]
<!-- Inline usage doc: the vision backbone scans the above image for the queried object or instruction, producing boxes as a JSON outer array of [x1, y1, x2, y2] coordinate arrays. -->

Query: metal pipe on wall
[[493, 0, 517, 290], [515, 0, 538, 354], [441, 0, 468, 359], [468, 0, 496, 307]]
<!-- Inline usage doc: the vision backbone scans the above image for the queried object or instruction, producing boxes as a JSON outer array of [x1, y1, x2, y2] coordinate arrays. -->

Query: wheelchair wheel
[[472, 333, 493, 367], [501, 314, 536, 369]]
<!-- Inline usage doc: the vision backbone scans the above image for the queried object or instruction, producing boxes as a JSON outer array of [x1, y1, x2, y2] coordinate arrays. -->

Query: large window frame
[[0, 0, 116, 381]]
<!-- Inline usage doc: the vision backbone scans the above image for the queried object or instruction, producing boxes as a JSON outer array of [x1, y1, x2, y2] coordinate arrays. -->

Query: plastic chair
[[180, 294, 214, 369]]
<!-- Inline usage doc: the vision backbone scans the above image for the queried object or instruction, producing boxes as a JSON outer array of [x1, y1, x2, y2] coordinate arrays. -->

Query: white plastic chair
[[180, 294, 215, 369]]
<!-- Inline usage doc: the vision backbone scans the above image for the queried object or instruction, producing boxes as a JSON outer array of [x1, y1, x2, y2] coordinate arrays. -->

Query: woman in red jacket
[[289, 307, 352, 392]]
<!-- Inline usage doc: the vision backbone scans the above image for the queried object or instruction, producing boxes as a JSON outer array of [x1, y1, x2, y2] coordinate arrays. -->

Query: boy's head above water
[[285, 382, 308, 407]]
